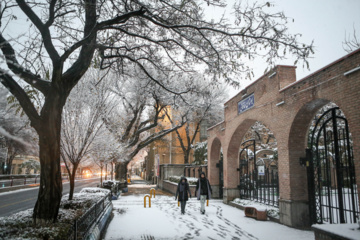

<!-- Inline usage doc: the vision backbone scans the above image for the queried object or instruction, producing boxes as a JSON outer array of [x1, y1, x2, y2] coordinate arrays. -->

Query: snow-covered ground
[[104, 195, 315, 240]]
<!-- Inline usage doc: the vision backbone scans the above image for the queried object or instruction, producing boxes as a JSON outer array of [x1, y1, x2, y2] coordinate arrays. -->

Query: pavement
[[123, 176, 172, 197], [103, 176, 315, 240]]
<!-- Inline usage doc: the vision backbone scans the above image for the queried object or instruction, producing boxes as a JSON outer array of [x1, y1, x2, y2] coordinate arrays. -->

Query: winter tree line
[[0, 0, 314, 224]]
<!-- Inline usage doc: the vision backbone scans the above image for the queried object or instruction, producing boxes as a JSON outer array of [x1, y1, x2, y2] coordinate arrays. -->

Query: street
[[0, 177, 101, 217]]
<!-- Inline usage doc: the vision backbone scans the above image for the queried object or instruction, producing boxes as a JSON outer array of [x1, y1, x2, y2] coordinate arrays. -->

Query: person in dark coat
[[195, 172, 212, 214], [175, 177, 192, 214]]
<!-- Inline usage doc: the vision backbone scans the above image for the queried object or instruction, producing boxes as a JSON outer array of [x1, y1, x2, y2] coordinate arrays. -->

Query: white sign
[[258, 166, 265, 176]]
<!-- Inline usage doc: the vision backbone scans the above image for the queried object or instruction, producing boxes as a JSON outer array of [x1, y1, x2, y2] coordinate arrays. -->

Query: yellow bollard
[[207, 199, 209, 206], [178, 201, 180, 207], [144, 195, 151, 208], [150, 188, 156, 198]]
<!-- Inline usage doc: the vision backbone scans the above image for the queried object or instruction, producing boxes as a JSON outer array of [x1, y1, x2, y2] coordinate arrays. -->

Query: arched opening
[[208, 137, 223, 198], [238, 121, 279, 206], [307, 102, 359, 224], [226, 120, 257, 191]]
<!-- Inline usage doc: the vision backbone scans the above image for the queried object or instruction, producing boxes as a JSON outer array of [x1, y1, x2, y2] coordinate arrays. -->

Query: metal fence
[[183, 165, 207, 178], [0, 175, 40, 188], [239, 168, 279, 207], [69, 192, 112, 240]]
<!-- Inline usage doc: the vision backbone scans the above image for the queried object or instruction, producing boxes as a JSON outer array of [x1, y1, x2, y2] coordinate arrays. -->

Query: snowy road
[[104, 195, 315, 240], [0, 177, 101, 217]]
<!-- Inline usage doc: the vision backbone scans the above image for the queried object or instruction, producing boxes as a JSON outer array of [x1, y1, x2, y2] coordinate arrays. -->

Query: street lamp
[[100, 160, 104, 186]]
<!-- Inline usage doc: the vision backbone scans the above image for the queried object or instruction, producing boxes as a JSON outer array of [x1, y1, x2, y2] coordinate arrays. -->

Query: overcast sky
[[2, 1, 359, 101], [205, 0, 360, 99]]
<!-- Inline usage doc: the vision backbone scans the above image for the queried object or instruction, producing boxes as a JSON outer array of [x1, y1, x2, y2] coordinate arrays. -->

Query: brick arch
[[287, 98, 330, 201], [226, 120, 256, 190], [208, 137, 222, 187], [225, 118, 277, 185], [207, 50, 360, 227]]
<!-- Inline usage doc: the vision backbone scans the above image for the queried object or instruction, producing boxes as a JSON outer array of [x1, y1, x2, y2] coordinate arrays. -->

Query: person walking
[[195, 172, 212, 214], [175, 177, 192, 215]]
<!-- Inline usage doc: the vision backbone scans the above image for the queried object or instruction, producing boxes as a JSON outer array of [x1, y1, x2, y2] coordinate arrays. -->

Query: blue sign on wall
[[238, 94, 254, 114]]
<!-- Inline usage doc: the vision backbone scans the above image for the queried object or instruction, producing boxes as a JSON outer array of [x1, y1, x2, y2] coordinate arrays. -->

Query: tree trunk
[[32, 99, 63, 224], [68, 163, 78, 200], [184, 150, 190, 164], [100, 166, 103, 186], [5, 152, 16, 175], [116, 161, 129, 182]]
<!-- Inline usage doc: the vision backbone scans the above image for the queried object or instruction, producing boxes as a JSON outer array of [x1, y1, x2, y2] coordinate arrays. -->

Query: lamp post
[[100, 160, 104, 187]]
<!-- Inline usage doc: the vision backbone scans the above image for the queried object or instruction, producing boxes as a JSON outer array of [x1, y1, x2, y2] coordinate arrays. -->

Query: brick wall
[[161, 180, 196, 196], [207, 48, 360, 227]]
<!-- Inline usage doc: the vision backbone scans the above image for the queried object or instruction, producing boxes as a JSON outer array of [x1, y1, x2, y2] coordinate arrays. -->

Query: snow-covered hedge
[[168, 176, 198, 185], [80, 187, 111, 195], [0, 187, 110, 239]]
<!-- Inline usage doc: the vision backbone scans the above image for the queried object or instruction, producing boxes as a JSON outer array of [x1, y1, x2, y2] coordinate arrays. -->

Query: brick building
[[207, 49, 360, 228], [145, 107, 207, 181]]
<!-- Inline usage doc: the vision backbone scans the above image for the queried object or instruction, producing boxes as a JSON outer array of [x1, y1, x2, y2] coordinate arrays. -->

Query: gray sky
[[2, 1, 359, 100], [205, 0, 360, 99]]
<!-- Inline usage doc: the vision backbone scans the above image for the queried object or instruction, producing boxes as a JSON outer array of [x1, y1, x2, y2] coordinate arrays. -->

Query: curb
[[0, 184, 40, 194]]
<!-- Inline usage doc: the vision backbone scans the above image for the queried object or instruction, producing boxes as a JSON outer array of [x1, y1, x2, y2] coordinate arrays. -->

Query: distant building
[[11, 155, 40, 174], [145, 107, 206, 181]]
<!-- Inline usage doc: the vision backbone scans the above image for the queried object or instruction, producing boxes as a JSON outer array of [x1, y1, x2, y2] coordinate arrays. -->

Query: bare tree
[[60, 70, 110, 200], [103, 77, 186, 181], [0, 88, 37, 174], [0, 0, 313, 223], [164, 78, 226, 164], [90, 130, 120, 186], [343, 26, 360, 53]]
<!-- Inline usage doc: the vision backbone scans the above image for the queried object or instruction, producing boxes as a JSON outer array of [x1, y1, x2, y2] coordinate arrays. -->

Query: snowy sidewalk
[[104, 194, 314, 240]]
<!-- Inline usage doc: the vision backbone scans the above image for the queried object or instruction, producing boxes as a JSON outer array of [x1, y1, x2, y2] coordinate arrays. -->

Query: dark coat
[[195, 173, 212, 200], [175, 177, 191, 201]]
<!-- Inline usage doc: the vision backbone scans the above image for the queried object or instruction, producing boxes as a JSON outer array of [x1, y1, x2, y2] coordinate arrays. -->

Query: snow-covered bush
[[0, 208, 76, 240], [168, 176, 198, 185], [0, 188, 110, 239], [79, 187, 111, 195], [193, 141, 207, 165]]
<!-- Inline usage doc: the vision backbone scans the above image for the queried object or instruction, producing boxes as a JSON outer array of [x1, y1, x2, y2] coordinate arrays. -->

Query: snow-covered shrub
[[168, 176, 198, 185], [80, 187, 111, 195], [0, 187, 111, 239], [0, 209, 76, 240], [193, 141, 207, 165], [61, 188, 110, 210]]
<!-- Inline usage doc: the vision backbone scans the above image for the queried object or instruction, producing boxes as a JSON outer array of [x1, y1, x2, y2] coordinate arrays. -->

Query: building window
[[200, 121, 208, 140]]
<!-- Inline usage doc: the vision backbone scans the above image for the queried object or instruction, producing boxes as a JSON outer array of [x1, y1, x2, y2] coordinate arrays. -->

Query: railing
[[183, 165, 207, 178], [239, 168, 279, 207], [70, 192, 112, 240], [0, 175, 40, 188]]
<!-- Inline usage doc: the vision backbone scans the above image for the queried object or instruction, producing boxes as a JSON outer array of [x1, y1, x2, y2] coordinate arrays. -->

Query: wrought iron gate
[[238, 139, 279, 206], [216, 159, 223, 199], [308, 107, 359, 224]]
